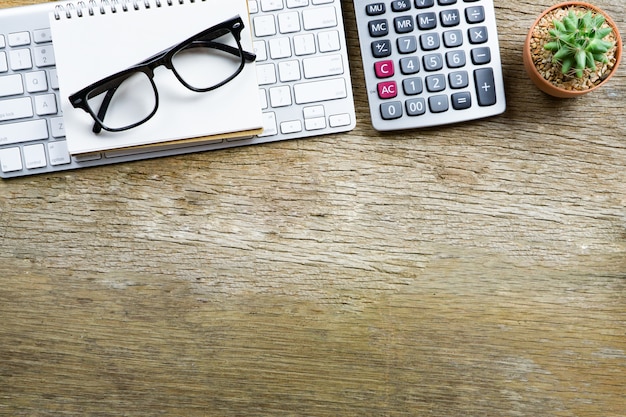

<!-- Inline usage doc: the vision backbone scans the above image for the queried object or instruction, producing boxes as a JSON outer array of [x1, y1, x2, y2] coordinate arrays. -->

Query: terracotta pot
[[522, 1, 622, 98]]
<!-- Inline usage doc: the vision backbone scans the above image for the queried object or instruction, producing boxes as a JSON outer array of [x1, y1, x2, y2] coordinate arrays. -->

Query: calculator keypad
[[353, 0, 506, 131]]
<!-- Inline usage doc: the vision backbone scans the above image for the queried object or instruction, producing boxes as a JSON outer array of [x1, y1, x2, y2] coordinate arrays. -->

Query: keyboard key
[[287, 0, 309, 8], [23, 143, 46, 169], [34, 93, 57, 115], [24, 70, 48, 92], [278, 11, 301, 33], [253, 40, 267, 61], [280, 120, 302, 134], [302, 54, 343, 79], [0, 97, 33, 121], [302, 105, 324, 119], [33, 28, 52, 44], [249, 0, 259, 13], [293, 78, 347, 104], [33, 45, 55, 67], [8, 31, 30, 47], [0, 52, 7, 72], [0, 74, 24, 97], [256, 63, 277, 85], [50, 116, 65, 138], [253, 15, 277, 37], [261, 0, 284, 12], [302, 6, 337, 30], [278, 60, 301, 82], [268, 37, 292, 59], [293, 33, 316, 55], [317, 30, 341, 52], [9, 49, 32, 70], [329, 113, 351, 127], [269, 85, 292, 107], [47, 140, 71, 166], [0, 146, 22, 172], [258, 112, 278, 137], [0, 119, 48, 145], [304, 116, 326, 131], [0, 35, 4, 49]]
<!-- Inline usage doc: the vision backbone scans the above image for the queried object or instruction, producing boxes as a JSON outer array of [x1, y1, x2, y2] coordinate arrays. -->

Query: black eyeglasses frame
[[68, 15, 256, 134]]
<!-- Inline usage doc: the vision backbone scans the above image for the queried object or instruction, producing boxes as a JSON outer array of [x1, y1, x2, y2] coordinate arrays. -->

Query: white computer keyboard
[[0, 0, 355, 179]]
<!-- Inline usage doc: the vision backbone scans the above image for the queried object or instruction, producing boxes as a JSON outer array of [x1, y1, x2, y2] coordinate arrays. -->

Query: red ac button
[[377, 81, 397, 99]]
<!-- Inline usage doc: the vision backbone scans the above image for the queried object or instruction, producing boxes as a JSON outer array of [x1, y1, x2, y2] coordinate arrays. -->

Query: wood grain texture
[[1, 0, 625, 416]]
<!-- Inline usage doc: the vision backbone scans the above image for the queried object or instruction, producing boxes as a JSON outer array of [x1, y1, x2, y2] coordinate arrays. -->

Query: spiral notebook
[[49, 0, 263, 155]]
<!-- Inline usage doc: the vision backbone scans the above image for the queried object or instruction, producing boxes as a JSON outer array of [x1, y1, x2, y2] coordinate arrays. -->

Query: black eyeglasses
[[68, 15, 256, 134]]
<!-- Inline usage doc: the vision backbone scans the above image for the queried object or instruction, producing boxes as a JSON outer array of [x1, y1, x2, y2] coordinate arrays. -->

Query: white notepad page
[[50, 0, 262, 155]]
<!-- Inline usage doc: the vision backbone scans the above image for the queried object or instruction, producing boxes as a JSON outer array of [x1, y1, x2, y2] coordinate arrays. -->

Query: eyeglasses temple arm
[[192, 40, 256, 62], [92, 87, 117, 134]]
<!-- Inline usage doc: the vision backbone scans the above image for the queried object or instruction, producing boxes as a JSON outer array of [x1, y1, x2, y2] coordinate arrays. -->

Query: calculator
[[352, 0, 506, 131]]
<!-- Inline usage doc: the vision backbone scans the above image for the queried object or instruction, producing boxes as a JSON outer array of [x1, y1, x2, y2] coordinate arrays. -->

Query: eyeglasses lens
[[171, 29, 244, 90], [86, 71, 157, 131]]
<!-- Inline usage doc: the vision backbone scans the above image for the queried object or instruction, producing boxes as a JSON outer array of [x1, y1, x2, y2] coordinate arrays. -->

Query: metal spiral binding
[[53, 0, 202, 19]]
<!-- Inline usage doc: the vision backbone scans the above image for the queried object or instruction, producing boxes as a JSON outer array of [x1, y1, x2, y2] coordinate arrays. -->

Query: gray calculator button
[[403, 77, 423, 95], [426, 74, 446, 92], [423, 53, 443, 71], [380, 101, 403, 120], [371, 39, 392, 58], [428, 95, 449, 113], [446, 50, 466, 68], [400, 56, 420, 74], [471, 47, 491, 64], [449, 70, 469, 89], [417, 13, 437, 30], [415, 0, 435, 8], [406, 98, 426, 116], [397, 36, 418, 53], [394, 16, 414, 33], [369, 19, 389, 37], [468, 26, 488, 44], [391, 0, 411, 12], [440, 9, 461, 27], [420, 33, 440, 51], [443, 29, 463, 47], [452, 92, 472, 110], [366, 3, 386, 16], [465, 6, 485, 24], [474, 67, 496, 106]]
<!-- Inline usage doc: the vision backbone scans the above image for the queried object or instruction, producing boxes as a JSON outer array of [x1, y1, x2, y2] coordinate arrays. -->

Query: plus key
[[474, 68, 497, 106]]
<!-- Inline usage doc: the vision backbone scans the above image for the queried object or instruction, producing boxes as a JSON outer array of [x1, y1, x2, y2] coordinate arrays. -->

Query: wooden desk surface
[[1, 0, 624, 415]]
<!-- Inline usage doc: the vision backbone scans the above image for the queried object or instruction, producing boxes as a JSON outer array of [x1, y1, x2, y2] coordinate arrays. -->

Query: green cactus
[[544, 10, 614, 78]]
